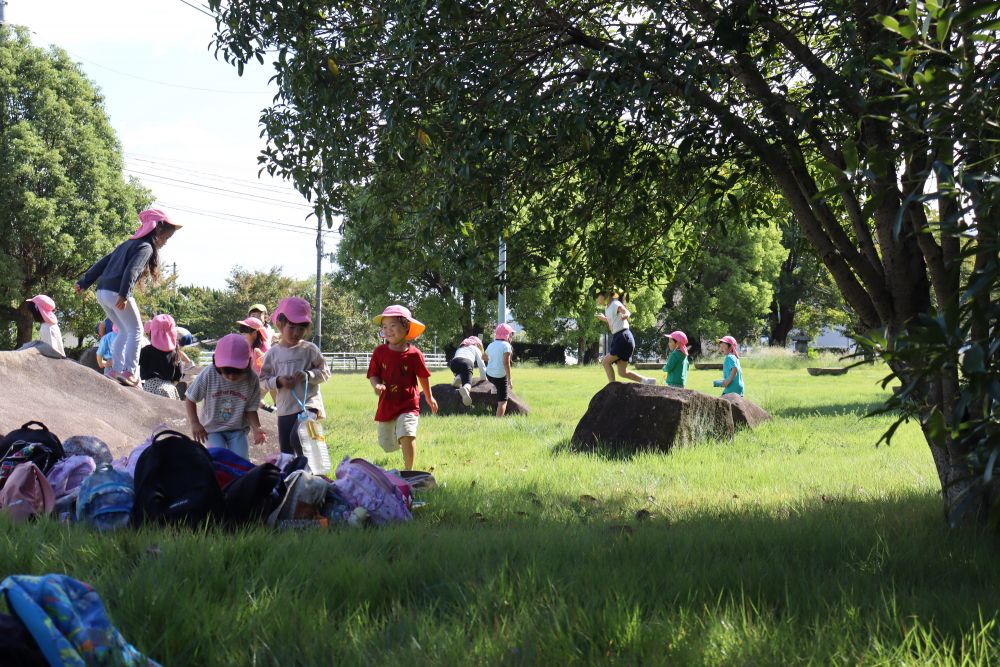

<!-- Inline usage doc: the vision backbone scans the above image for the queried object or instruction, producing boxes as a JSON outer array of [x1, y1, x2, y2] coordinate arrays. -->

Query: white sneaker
[[459, 384, 472, 406], [641, 377, 657, 385], [451, 374, 462, 388]]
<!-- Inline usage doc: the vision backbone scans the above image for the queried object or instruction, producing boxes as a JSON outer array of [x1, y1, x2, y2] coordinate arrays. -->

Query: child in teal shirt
[[662, 330, 689, 388], [713, 335, 744, 396]]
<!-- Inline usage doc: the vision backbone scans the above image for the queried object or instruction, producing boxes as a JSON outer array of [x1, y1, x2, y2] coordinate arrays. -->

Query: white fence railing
[[322, 351, 448, 372]]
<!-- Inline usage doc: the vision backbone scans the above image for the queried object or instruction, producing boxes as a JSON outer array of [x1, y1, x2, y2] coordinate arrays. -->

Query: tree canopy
[[0, 26, 151, 348]]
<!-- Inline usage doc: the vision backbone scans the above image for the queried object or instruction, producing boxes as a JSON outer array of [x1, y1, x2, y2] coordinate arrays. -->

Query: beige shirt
[[260, 341, 330, 417], [38, 323, 65, 357]]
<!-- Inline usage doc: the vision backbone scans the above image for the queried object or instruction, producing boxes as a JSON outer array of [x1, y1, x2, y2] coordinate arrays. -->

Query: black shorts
[[487, 374, 509, 402], [608, 329, 636, 362], [449, 357, 474, 385]]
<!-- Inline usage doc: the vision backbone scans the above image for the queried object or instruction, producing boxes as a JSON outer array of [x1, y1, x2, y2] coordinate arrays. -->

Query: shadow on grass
[[549, 436, 675, 461], [774, 400, 887, 418]]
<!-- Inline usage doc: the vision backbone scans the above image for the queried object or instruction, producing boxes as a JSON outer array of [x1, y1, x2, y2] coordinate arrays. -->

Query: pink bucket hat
[[668, 330, 689, 356], [129, 208, 181, 240], [272, 296, 312, 326], [494, 323, 515, 341], [461, 336, 484, 349], [147, 314, 177, 352], [717, 335, 739, 357], [26, 295, 57, 325], [214, 333, 252, 370], [373, 305, 426, 340]]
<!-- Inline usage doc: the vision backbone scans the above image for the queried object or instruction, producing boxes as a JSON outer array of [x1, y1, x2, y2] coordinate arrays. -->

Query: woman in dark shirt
[[140, 314, 183, 399]]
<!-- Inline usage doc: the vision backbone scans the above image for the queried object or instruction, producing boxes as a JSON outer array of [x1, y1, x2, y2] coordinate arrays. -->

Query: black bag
[[223, 463, 282, 526], [131, 430, 224, 528], [0, 421, 62, 460], [0, 613, 47, 666]]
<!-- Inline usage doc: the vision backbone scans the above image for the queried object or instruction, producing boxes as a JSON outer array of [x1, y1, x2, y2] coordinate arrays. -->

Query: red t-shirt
[[367, 344, 431, 422]]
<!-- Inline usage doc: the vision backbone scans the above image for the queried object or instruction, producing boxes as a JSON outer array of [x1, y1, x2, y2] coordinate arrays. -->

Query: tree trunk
[[767, 300, 796, 347], [15, 306, 34, 346]]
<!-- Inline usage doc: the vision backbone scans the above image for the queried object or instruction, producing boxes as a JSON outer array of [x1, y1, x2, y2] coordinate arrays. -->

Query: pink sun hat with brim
[[272, 296, 313, 326], [237, 316, 266, 333], [461, 336, 484, 349], [129, 208, 182, 240], [147, 314, 177, 352], [214, 333, 252, 370], [717, 335, 739, 357], [26, 295, 57, 325], [494, 323, 515, 341], [373, 305, 426, 340], [668, 330, 689, 356]]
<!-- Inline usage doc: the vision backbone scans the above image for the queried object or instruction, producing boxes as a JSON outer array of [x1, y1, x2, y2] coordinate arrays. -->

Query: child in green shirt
[[713, 335, 745, 396], [662, 330, 689, 388]]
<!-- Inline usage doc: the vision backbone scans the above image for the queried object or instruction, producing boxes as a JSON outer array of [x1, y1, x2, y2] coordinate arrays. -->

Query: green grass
[[3, 365, 999, 665]]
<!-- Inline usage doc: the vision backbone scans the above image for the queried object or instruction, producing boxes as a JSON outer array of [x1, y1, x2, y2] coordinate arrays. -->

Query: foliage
[[0, 26, 152, 348]]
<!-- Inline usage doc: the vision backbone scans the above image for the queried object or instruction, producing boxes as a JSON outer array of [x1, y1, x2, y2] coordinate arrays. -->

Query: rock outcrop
[[719, 394, 772, 429], [419, 377, 529, 417]]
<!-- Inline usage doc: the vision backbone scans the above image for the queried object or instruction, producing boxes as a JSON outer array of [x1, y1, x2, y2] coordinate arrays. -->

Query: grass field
[[3, 364, 999, 665]]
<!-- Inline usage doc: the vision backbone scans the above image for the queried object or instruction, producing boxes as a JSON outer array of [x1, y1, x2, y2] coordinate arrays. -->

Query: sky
[[7, 0, 339, 289]]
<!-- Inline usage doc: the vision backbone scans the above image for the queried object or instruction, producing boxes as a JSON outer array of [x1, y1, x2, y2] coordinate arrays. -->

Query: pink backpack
[[46, 456, 97, 498], [0, 463, 55, 522], [333, 457, 412, 525]]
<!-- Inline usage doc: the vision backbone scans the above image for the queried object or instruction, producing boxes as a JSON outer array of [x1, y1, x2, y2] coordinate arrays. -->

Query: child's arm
[[185, 399, 208, 443], [418, 375, 438, 414], [722, 367, 737, 388], [246, 410, 266, 445], [617, 303, 631, 320], [369, 376, 385, 395], [306, 346, 331, 384], [503, 351, 513, 389], [259, 349, 280, 391]]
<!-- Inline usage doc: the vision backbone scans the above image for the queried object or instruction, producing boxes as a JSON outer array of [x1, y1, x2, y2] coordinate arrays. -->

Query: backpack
[[333, 457, 412, 525], [0, 442, 64, 490], [76, 464, 134, 531], [0, 613, 47, 666], [0, 574, 159, 666], [46, 455, 97, 498], [222, 463, 282, 526], [207, 447, 255, 490], [0, 421, 62, 460], [0, 463, 55, 522], [132, 430, 224, 528], [62, 435, 114, 466], [266, 470, 331, 527]]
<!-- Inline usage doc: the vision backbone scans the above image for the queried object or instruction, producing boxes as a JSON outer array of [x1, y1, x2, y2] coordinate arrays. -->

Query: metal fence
[[322, 351, 448, 372]]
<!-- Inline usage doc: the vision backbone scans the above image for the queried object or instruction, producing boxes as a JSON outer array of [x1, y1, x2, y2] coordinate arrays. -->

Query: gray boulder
[[420, 377, 529, 417], [720, 394, 772, 429], [572, 383, 734, 453], [77, 346, 103, 373]]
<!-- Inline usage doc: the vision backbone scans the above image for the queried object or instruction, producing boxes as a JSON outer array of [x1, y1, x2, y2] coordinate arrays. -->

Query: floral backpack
[[332, 457, 412, 525]]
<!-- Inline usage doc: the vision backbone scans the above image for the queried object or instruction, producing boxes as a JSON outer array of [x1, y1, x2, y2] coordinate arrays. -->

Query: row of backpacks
[[0, 421, 435, 530]]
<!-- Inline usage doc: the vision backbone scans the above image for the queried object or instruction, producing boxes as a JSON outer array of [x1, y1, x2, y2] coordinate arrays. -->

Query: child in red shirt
[[367, 305, 439, 469]]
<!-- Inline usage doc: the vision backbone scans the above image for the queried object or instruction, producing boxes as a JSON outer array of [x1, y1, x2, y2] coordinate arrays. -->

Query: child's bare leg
[[496, 400, 508, 418], [602, 355, 617, 382], [399, 436, 416, 470], [617, 360, 649, 383]]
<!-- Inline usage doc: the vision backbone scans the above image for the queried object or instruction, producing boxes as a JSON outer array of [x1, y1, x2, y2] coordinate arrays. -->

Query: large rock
[[572, 383, 734, 453], [419, 377, 529, 417], [720, 394, 772, 429], [0, 348, 277, 462], [77, 346, 102, 374]]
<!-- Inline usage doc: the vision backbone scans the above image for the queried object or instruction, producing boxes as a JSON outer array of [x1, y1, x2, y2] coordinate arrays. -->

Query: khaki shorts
[[377, 412, 420, 452]]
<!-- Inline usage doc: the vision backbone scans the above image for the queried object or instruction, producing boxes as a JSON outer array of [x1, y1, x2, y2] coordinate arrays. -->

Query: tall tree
[[0, 26, 151, 347], [209, 1, 999, 516]]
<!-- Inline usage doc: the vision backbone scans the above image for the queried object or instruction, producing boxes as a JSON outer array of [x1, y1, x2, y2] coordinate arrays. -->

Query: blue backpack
[[76, 465, 134, 531]]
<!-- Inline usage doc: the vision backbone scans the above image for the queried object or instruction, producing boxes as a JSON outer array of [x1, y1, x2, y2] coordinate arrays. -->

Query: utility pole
[[313, 177, 324, 350], [498, 236, 507, 323], [0, 1, 6, 25]]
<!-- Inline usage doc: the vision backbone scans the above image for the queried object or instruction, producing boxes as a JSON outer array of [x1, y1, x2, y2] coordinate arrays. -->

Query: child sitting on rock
[[139, 314, 183, 398], [25, 295, 65, 357], [449, 336, 488, 406], [713, 335, 744, 397], [367, 305, 438, 470]]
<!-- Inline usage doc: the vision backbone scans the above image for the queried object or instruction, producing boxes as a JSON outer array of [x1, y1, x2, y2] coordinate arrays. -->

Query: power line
[[160, 202, 340, 236], [125, 168, 313, 209], [125, 156, 295, 194], [177, 0, 215, 18]]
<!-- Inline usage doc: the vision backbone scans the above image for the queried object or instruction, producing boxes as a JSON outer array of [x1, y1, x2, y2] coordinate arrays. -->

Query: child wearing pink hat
[[24, 295, 65, 357], [662, 330, 690, 388], [367, 305, 438, 469], [596, 289, 656, 385], [449, 335, 489, 406], [237, 316, 268, 374], [484, 323, 516, 417], [75, 208, 182, 387], [138, 314, 183, 398], [185, 333, 266, 458], [714, 335, 744, 396], [260, 297, 330, 455]]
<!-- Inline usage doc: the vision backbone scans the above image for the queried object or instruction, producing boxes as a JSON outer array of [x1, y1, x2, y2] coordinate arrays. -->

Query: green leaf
[[954, 1, 1000, 25]]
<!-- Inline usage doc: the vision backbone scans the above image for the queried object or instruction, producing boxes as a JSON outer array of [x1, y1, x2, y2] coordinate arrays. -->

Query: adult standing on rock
[[596, 289, 656, 386], [75, 208, 182, 387]]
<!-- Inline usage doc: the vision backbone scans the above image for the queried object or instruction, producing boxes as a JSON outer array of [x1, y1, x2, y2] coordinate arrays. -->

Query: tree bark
[[15, 305, 34, 347]]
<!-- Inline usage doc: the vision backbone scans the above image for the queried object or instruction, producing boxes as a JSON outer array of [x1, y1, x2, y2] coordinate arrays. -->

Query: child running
[[449, 335, 488, 406], [713, 335, 745, 396], [75, 208, 182, 387], [368, 305, 438, 470], [662, 330, 690, 388], [24, 295, 65, 357], [596, 289, 656, 385], [185, 333, 266, 458], [139, 314, 183, 398], [259, 297, 330, 456], [484, 324, 515, 417]]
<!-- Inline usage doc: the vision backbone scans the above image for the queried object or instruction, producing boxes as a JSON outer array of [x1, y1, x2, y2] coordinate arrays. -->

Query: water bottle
[[297, 413, 331, 475]]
